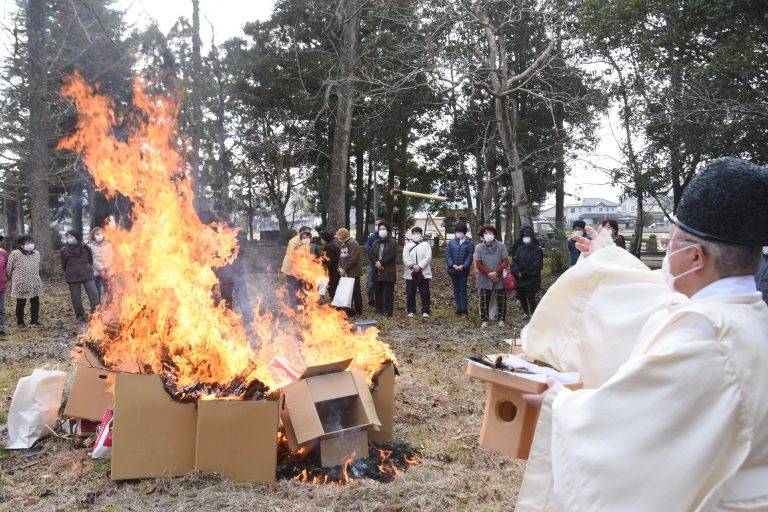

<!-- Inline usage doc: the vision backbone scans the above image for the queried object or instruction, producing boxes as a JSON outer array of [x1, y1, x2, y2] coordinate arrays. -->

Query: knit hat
[[674, 157, 768, 245], [336, 228, 350, 239], [479, 224, 497, 237]]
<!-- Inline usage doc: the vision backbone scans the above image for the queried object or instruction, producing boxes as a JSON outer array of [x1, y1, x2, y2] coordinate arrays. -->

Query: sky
[[0, 0, 623, 206]]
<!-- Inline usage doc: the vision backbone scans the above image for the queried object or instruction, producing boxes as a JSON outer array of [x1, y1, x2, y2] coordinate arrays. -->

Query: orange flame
[[57, 72, 395, 394]]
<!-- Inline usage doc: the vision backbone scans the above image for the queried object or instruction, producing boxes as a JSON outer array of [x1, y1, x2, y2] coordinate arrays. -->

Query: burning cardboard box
[[466, 355, 581, 459], [368, 361, 396, 443], [63, 346, 115, 422], [281, 359, 381, 467], [111, 373, 281, 482]]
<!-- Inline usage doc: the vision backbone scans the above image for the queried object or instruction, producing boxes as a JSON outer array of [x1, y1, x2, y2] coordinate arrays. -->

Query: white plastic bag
[[6, 368, 66, 449], [91, 408, 113, 459], [317, 278, 329, 297], [331, 276, 355, 308]]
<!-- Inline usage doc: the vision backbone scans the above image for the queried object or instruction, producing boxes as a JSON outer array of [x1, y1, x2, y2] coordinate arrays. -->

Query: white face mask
[[411, 234, 422, 243], [573, 230, 584, 237], [301, 238, 310, 245], [763, 246, 768, 256], [661, 243, 701, 292], [379, 230, 388, 239], [456, 233, 465, 240], [483, 233, 495, 243], [23, 244, 35, 252], [603, 228, 614, 235], [94, 235, 104, 242], [522, 237, 532, 244]]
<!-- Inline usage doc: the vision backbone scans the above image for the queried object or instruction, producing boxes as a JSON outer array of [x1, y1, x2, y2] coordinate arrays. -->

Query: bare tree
[[27, 0, 53, 274], [326, 0, 362, 231], [190, 0, 203, 212]]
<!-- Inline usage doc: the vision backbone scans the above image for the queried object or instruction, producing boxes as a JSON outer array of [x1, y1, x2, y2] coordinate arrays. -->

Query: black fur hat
[[675, 157, 768, 245]]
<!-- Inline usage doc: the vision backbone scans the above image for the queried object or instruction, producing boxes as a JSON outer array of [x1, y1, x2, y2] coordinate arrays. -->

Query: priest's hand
[[573, 226, 598, 258], [522, 378, 558, 409]]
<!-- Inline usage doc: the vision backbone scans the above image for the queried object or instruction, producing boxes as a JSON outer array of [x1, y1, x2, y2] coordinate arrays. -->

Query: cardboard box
[[466, 360, 581, 460], [111, 373, 197, 480], [63, 346, 114, 422], [195, 397, 282, 483], [368, 362, 395, 443], [281, 359, 381, 467]]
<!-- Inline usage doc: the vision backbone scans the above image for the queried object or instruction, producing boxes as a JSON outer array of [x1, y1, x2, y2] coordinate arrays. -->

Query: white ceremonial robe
[[521, 237, 682, 388], [517, 276, 768, 511]]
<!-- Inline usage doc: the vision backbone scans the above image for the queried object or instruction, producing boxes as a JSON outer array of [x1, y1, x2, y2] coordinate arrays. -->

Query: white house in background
[[565, 198, 620, 225], [539, 204, 556, 221], [619, 196, 674, 228]]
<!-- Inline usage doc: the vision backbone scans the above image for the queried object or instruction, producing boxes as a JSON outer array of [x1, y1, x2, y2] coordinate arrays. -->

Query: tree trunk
[[27, 0, 52, 274], [247, 176, 254, 240], [190, 0, 204, 213], [213, 49, 231, 218], [71, 167, 84, 234], [554, 101, 566, 232], [326, 0, 361, 231], [5, 197, 19, 236], [364, 154, 373, 233], [355, 147, 365, 243], [504, 190, 514, 245]]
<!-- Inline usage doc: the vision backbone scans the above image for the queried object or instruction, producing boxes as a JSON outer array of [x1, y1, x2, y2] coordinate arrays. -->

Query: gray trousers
[[69, 280, 100, 319]]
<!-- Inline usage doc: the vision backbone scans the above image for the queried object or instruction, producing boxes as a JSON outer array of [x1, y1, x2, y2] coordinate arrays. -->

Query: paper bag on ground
[[6, 368, 66, 449], [331, 277, 355, 308]]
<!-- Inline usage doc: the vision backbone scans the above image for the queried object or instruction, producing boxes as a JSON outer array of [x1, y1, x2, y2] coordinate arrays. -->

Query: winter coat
[[366, 231, 381, 253], [370, 237, 398, 283], [446, 237, 474, 275], [0, 249, 7, 292], [474, 239, 509, 290], [402, 240, 433, 280], [511, 241, 544, 292], [756, 254, 768, 306], [7, 249, 43, 299], [281, 235, 301, 275], [509, 223, 533, 260], [60, 242, 95, 283], [338, 237, 363, 278], [324, 239, 342, 281], [613, 234, 627, 250], [89, 240, 113, 277]]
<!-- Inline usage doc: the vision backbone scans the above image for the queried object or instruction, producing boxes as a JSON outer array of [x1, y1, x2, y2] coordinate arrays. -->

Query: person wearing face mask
[[517, 157, 768, 512], [509, 222, 533, 259], [88, 227, 113, 302], [7, 235, 44, 328], [403, 226, 433, 318], [282, 226, 321, 305], [369, 221, 398, 317], [336, 228, 363, 316], [0, 236, 7, 335], [756, 246, 768, 306], [61, 229, 100, 323], [446, 222, 475, 315], [511, 227, 544, 320], [601, 218, 626, 249], [366, 218, 385, 306], [474, 224, 509, 328], [567, 220, 590, 267]]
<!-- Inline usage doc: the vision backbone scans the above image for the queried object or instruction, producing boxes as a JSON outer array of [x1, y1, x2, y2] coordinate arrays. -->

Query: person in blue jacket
[[567, 220, 590, 267], [446, 222, 475, 315]]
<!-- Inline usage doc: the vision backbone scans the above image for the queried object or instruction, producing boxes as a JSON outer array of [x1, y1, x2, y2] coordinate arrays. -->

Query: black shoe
[[0, 330, 6, 336], [29, 322, 43, 328], [17, 323, 26, 328], [76, 316, 87, 323], [368, 302, 375, 306]]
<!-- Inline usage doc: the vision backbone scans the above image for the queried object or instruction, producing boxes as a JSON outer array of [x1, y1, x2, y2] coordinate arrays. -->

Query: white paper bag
[[7, 368, 66, 449], [331, 276, 355, 308], [317, 278, 329, 297]]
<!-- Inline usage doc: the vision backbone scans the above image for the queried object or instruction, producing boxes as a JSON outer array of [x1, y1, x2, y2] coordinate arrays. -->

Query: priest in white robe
[[516, 157, 768, 512]]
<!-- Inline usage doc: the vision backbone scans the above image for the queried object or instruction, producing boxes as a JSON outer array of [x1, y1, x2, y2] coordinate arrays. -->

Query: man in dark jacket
[[510, 222, 532, 259], [337, 228, 363, 316], [511, 227, 544, 320], [321, 231, 341, 300], [365, 218, 384, 305], [567, 220, 590, 267], [446, 221, 475, 315], [369, 221, 398, 316], [61, 229, 100, 322]]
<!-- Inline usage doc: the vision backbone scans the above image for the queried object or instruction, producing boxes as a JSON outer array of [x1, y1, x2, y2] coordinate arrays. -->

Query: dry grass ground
[[0, 255, 557, 511]]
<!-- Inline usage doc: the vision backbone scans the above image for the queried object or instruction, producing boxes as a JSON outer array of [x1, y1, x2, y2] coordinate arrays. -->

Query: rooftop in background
[[566, 197, 620, 208]]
